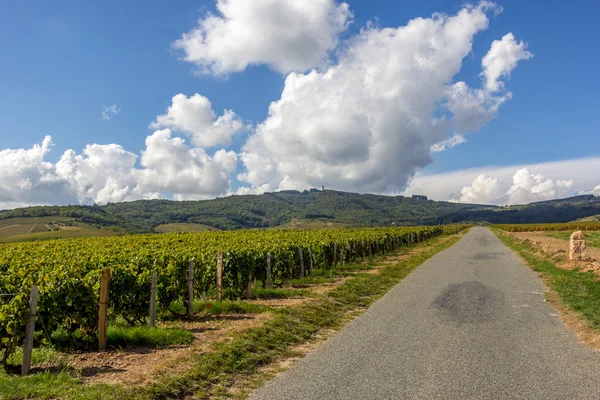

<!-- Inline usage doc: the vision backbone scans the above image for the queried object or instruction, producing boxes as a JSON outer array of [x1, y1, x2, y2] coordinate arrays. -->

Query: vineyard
[[0, 225, 458, 367], [493, 222, 600, 232]]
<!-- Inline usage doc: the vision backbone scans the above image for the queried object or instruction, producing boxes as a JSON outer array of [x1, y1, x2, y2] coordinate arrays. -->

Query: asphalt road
[[250, 227, 600, 399]]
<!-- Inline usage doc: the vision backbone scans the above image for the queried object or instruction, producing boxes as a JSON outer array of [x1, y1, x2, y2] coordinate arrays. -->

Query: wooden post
[[362, 241, 365, 261], [298, 248, 304, 278], [246, 271, 252, 300], [22, 285, 38, 375], [266, 253, 272, 289], [333, 243, 338, 268], [347, 245, 351, 264], [98, 267, 111, 351], [149, 272, 157, 328], [253, 277, 258, 299], [323, 247, 327, 269], [340, 248, 344, 266], [201, 290, 207, 302], [308, 248, 313, 274], [217, 253, 223, 301], [188, 260, 195, 319], [284, 254, 291, 287]]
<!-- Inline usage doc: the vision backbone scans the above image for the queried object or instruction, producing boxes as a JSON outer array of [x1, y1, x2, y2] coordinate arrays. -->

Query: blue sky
[[0, 0, 598, 208]]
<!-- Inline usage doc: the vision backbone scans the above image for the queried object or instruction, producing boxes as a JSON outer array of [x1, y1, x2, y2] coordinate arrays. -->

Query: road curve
[[250, 227, 600, 399]]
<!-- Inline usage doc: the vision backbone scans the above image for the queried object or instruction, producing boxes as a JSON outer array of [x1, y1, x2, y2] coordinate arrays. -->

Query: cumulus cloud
[[481, 33, 533, 92], [55, 143, 141, 204], [101, 104, 121, 120], [138, 129, 237, 200], [455, 173, 504, 204], [0, 92, 241, 209], [453, 168, 573, 205], [403, 157, 600, 205], [579, 186, 600, 196], [504, 168, 573, 205], [150, 93, 244, 148], [0, 136, 73, 210], [238, 2, 531, 194], [173, 0, 352, 75]]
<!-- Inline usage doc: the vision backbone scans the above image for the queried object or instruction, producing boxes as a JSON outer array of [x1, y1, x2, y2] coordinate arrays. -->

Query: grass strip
[[107, 326, 193, 348], [494, 230, 600, 331], [0, 234, 461, 400]]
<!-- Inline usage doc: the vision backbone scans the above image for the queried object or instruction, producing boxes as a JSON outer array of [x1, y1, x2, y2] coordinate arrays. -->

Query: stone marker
[[569, 230, 587, 261]]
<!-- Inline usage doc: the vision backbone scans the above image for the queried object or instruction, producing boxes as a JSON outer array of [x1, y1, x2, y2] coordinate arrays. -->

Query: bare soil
[[509, 231, 600, 275], [66, 313, 274, 386]]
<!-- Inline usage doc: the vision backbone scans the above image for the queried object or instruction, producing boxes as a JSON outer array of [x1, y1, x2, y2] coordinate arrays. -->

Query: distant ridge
[[0, 190, 599, 235]]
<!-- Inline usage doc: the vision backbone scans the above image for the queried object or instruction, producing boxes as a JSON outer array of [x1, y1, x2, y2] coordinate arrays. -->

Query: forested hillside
[[0, 189, 599, 234]]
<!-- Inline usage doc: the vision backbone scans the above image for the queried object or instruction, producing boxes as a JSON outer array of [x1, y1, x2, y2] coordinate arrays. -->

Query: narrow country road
[[250, 227, 600, 399]]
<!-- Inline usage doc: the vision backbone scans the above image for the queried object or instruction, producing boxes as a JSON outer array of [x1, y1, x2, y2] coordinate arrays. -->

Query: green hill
[[0, 190, 599, 239]]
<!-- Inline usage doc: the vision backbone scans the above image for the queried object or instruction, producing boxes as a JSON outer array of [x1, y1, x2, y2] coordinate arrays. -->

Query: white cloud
[[101, 104, 121, 120], [173, 0, 352, 75], [431, 134, 466, 153], [404, 157, 600, 205], [0, 136, 73, 210], [150, 93, 244, 148], [455, 173, 504, 204], [504, 168, 573, 205], [580, 185, 600, 196], [452, 168, 573, 205], [238, 2, 531, 194], [55, 143, 141, 204], [0, 92, 241, 209], [481, 33, 533, 92], [138, 129, 238, 200]]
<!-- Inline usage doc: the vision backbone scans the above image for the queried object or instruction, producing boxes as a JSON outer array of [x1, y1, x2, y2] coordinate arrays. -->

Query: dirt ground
[[63, 313, 274, 386], [509, 231, 600, 274]]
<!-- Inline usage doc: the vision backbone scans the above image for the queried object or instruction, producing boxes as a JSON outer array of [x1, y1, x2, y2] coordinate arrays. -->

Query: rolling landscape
[[1, 190, 599, 243], [2, 0, 600, 399]]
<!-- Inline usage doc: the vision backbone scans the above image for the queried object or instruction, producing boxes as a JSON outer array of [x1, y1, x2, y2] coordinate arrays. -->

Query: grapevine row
[[0, 225, 458, 363], [492, 222, 600, 232]]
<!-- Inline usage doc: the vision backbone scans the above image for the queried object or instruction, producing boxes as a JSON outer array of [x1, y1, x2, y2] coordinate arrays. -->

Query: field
[[492, 221, 600, 232], [575, 214, 600, 222], [0, 224, 466, 399], [154, 223, 220, 233], [0, 217, 116, 244], [278, 218, 349, 229], [545, 231, 600, 248], [494, 222, 600, 275]]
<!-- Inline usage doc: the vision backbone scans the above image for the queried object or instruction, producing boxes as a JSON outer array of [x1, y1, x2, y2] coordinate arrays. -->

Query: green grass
[[495, 230, 600, 331], [291, 274, 336, 286], [0, 218, 116, 244], [165, 299, 272, 318], [254, 287, 308, 299], [107, 326, 193, 348], [197, 301, 272, 316], [6, 347, 64, 369], [545, 231, 600, 249], [0, 370, 126, 400], [0, 233, 462, 400]]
